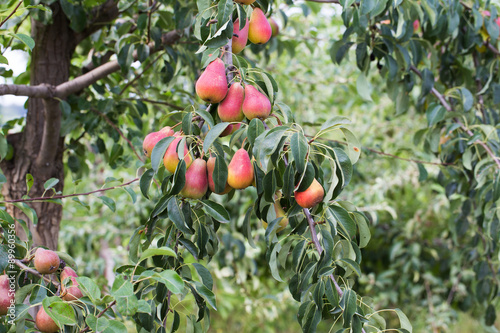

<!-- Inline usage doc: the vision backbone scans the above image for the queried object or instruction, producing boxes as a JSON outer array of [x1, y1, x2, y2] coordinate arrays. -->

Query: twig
[[1, 178, 139, 203], [14, 260, 60, 288], [119, 52, 164, 96], [79, 300, 117, 333], [0, 0, 23, 28], [446, 271, 462, 305], [92, 108, 145, 162], [126, 98, 183, 110]]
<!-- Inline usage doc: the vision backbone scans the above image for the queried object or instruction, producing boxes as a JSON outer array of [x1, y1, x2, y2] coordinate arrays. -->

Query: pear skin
[[195, 58, 228, 103], [269, 18, 279, 37], [294, 178, 325, 208], [227, 149, 254, 189], [232, 19, 249, 54], [34, 248, 60, 274], [180, 158, 208, 199], [234, 0, 256, 4], [219, 124, 233, 137], [0, 275, 14, 315], [60, 267, 84, 301], [159, 126, 174, 136], [248, 8, 272, 44], [143, 126, 174, 158], [36, 307, 59, 333], [163, 137, 193, 173], [207, 156, 232, 194], [218, 82, 245, 122], [242, 85, 271, 120], [262, 200, 289, 232]]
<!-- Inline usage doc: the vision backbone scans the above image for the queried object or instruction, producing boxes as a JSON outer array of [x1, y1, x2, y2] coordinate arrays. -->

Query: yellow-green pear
[[234, 0, 256, 4], [227, 148, 254, 189], [263, 197, 289, 232], [163, 136, 193, 173], [232, 19, 249, 54], [294, 178, 325, 208], [269, 18, 279, 37], [180, 158, 208, 199], [242, 85, 271, 120], [248, 8, 272, 44], [195, 58, 228, 103]]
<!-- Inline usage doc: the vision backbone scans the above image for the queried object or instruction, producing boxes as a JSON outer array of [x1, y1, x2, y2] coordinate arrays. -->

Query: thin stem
[[0, 0, 23, 28], [14, 260, 60, 288]]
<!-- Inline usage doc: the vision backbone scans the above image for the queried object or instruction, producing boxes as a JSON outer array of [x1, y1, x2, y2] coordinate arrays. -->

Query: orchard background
[[0, 0, 500, 332]]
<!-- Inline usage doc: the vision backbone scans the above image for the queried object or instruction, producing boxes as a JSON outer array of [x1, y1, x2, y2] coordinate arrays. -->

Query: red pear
[[60, 267, 84, 301], [294, 178, 325, 209], [242, 85, 271, 120], [36, 306, 59, 333], [163, 137, 193, 173], [0, 275, 14, 316], [159, 126, 174, 136], [227, 149, 254, 189], [269, 18, 279, 37], [142, 126, 174, 158], [248, 8, 272, 44], [219, 124, 234, 137], [232, 19, 249, 54], [218, 82, 245, 122], [195, 58, 228, 103], [34, 248, 60, 274], [180, 158, 208, 199], [207, 156, 232, 194]]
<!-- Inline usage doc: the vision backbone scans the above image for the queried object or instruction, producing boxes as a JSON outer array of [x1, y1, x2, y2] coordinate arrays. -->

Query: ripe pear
[[232, 19, 249, 54], [294, 178, 325, 209], [142, 126, 174, 158], [0, 275, 14, 316], [163, 136, 193, 173], [262, 199, 289, 232], [269, 18, 279, 37], [219, 124, 234, 137], [180, 158, 208, 199], [218, 82, 245, 122], [242, 85, 271, 120], [227, 149, 254, 189], [36, 306, 59, 333], [207, 156, 232, 194], [234, 0, 256, 4], [34, 248, 60, 274], [60, 267, 83, 301], [248, 8, 272, 44], [195, 58, 228, 103]]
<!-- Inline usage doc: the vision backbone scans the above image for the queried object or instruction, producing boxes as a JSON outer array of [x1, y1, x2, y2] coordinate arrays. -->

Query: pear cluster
[[232, 7, 280, 53]]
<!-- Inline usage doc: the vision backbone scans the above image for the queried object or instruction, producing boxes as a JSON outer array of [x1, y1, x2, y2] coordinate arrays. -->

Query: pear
[[34, 248, 60, 274], [180, 158, 208, 199], [227, 149, 254, 189], [269, 18, 279, 37], [294, 178, 325, 208], [163, 136, 193, 173], [263, 198, 289, 232], [219, 124, 234, 137], [36, 306, 59, 333], [195, 58, 228, 103], [242, 85, 271, 120], [207, 156, 232, 194], [60, 267, 84, 301], [248, 8, 272, 44], [234, 0, 256, 4], [218, 82, 245, 122], [0, 275, 14, 316], [142, 126, 174, 158], [232, 19, 249, 54]]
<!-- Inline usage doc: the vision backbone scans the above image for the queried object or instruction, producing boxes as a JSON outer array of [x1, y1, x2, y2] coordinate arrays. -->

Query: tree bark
[[1, 3, 74, 250]]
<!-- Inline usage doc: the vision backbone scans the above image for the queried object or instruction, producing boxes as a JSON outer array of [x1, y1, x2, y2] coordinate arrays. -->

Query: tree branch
[[14, 259, 61, 288], [0, 0, 23, 28], [74, 0, 119, 45], [126, 98, 183, 110], [1, 178, 139, 203]]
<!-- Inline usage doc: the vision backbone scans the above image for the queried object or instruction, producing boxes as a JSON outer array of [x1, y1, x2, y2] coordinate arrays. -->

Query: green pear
[[0, 275, 14, 316], [242, 85, 271, 120], [195, 58, 228, 103], [262, 198, 289, 232], [207, 156, 232, 194], [232, 19, 249, 54], [248, 8, 272, 44], [34, 248, 60, 274], [36, 306, 59, 333], [234, 0, 256, 4], [269, 18, 279, 37], [163, 136, 193, 173], [218, 82, 245, 122], [294, 178, 325, 208], [227, 148, 254, 189], [142, 126, 174, 158], [60, 267, 83, 301], [180, 158, 208, 199]]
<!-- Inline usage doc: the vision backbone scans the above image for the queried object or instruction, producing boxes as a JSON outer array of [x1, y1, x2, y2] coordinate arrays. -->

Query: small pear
[[234, 0, 256, 4], [195, 58, 228, 103], [294, 178, 325, 208], [207, 156, 232, 194], [227, 149, 254, 189], [34, 248, 60, 274], [60, 267, 84, 301], [142, 126, 174, 158], [248, 8, 272, 44], [242, 85, 271, 120], [0, 275, 14, 316], [180, 158, 208, 199], [263, 199, 289, 232], [218, 82, 245, 122], [269, 18, 279, 37], [163, 136, 193, 173], [232, 19, 249, 54], [36, 306, 59, 333]]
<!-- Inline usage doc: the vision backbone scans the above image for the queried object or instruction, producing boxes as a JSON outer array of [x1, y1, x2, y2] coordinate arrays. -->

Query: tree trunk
[[1, 3, 75, 250]]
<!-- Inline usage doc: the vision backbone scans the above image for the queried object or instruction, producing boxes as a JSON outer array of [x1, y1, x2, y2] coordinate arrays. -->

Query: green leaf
[[485, 304, 496, 326], [213, 155, 228, 194], [195, 109, 215, 129], [11, 202, 38, 225], [339, 258, 362, 277], [203, 123, 230, 153], [216, 0, 233, 30], [110, 278, 138, 316], [356, 73, 373, 102], [153, 270, 185, 294], [247, 118, 265, 146], [291, 132, 308, 174], [417, 163, 428, 182], [395, 308, 412, 332], [10, 33, 35, 51], [99, 196, 116, 212], [192, 263, 213, 290], [168, 197, 191, 234], [426, 104, 445, 126], [328, 205, 356, 240], [151, 137, 175, 172], [242, 207, 256, 248], [75, 277, 101, 301], [459, 87, 474, 111], [140, 168, 154, 199], [340, 289, 357, 327], [0, 55, 8, 65], [43, 178, 59, 190], [139, 246, 176, 262], [26, 174, 34, 195], [42, 297, 77, 326], [189, 281, 217, 310], [200, 200, 230, 223], [169, 159, 186, 196], [352, 212, 370, 248], [86, 315, 109, 332]]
